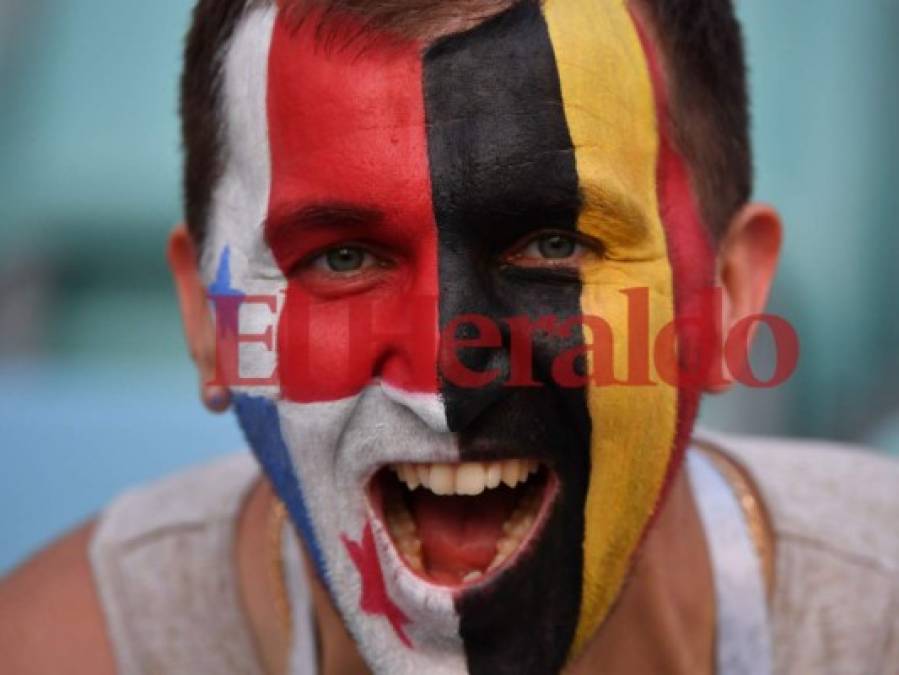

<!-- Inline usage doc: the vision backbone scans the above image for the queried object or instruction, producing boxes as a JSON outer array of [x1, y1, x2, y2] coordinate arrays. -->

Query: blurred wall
[[1, 0, 897, 573], [0, 0, 245, 574], [701, 0, 899, 448]]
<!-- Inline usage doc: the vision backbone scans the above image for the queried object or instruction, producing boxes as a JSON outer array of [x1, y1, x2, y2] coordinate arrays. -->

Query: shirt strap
[[282, 518, 320, 675], [687, 448, 774, 675]]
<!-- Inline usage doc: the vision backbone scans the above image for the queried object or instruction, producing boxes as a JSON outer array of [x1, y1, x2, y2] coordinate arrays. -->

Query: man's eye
[[508, 231, 600, 269], [530, 234, 578, 260], [293, 244, 394, 297], [313, 246, 375, 273]]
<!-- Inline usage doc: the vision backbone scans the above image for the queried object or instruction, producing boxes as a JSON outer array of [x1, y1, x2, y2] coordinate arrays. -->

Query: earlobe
[[167, 225, 232, 412], [706, 203, 783, 394]]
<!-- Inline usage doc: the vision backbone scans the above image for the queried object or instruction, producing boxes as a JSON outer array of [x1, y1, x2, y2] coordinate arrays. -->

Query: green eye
[[536, 234, 577, 259], [325, 247, 366, 272], [506, 231, 599, 273]]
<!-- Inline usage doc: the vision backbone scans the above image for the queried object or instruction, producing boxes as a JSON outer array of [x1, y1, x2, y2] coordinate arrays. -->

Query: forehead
[[263, 1, 655, 226], [267, 17, 431, 219]]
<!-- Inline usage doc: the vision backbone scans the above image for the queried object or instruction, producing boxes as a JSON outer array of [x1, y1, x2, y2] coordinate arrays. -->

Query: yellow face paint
[[543, 0, 679, 656]]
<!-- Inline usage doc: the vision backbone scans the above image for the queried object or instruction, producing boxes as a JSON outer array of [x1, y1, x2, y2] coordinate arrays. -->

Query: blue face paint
[[210, 247, 328, 580], [233, 393, 327, 578]]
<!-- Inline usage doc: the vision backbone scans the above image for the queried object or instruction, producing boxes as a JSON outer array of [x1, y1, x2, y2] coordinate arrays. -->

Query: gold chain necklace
[[267, 496, 294, 636], [694, 439, 776, 601]]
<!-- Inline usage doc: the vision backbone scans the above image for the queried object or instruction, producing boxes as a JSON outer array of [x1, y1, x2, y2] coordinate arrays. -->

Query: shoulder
[[698, 430, 899, 569], [0, 453, 262, 675], [90, 452, 264, 674], [696, 430, 899, 673], [0, 520, 116, 675], [92, 451, 259, 545]]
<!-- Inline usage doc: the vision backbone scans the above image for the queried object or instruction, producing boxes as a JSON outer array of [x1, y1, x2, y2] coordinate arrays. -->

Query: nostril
[[439, 373, 508, 434], [367, 294, 442, 395], [380, 383, 449, 433], [439, 314, 507, 390]]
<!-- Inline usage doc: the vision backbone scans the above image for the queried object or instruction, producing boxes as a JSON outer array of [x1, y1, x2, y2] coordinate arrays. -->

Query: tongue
[[409, 488, 518, 584]]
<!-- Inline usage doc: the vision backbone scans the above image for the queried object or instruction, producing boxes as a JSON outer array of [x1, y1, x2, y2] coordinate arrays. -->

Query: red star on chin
[[342, 521, 413, 648]]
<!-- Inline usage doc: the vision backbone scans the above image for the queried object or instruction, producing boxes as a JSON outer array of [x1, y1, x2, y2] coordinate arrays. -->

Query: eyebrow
[[265, 201, 385, 236], [579, 180, 650, 245]]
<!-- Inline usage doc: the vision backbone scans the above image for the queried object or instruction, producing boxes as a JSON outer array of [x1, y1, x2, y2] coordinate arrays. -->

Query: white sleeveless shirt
[[90, 437, 899, 674], [90, 453, 274, 674]]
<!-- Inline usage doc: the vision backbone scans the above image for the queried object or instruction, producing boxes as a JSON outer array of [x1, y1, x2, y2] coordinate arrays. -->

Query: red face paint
[[342, 522, 413, 647], [266, 15, 440, 402], [632, 14, 717, 490]]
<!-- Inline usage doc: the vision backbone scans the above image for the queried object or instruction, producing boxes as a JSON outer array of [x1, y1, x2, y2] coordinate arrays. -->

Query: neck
[[238, 479, 371, 675], [566, 466, 715, 674], [239, 465, 714, 675]]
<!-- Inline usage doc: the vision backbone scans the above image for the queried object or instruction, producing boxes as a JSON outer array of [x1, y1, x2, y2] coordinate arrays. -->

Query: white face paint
[[203, 6, 466, 673], [203, 4, 282, 397], [277, 389, 465, 673]]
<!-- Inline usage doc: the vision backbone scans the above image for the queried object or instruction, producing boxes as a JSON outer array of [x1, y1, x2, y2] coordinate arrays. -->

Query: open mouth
[[369, 459, 555, 587]]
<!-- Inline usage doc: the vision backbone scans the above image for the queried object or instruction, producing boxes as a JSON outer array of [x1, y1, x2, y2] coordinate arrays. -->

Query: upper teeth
[[391, 459, 539, 496]]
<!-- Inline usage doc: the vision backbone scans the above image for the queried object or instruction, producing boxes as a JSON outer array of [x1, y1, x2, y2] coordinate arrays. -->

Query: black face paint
[[424, 2, 591, 672]]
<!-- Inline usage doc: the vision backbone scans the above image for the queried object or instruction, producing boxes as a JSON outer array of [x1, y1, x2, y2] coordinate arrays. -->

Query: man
[[2, 0, 897, 673]]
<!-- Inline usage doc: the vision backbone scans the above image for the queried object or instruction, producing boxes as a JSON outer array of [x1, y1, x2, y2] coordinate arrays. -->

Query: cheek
[[277, 290, 357, 401], [582, 277, 679, 480], [276, 277, 442, 403]]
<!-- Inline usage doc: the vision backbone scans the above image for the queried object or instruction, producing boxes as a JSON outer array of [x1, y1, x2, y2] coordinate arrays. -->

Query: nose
[[437, 261, 512, 433], [380, 382, 449, 433], [434, 247, 590, 433], [365, 262, 447, 431], [277, 265, 443, 408]]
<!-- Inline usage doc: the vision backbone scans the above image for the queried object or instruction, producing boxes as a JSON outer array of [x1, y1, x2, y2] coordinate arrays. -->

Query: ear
[[167, 225, 231, 412], [706, 203, 783, 394]]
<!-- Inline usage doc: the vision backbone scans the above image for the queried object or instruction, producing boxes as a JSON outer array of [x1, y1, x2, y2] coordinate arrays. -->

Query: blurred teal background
[[1, 0, 897, 574]]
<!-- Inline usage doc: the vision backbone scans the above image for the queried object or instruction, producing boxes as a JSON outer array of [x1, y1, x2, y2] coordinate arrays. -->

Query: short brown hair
[[636, 0, 752, 241], [181, 0, 751, 246]]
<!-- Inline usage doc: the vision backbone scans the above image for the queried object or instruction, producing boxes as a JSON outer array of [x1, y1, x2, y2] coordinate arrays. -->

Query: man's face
[[203, 0, 714, 672]]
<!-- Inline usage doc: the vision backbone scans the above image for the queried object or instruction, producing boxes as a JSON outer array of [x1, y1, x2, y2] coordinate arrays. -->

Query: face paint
[[264, 9, 466, 673], [424, 6, 591, 671], [203, 0, 714, 672], [542, 0, 715, 655]]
